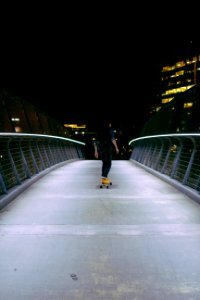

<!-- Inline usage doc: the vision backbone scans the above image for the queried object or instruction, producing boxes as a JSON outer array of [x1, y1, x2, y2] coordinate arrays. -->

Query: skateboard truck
[[100, 179, 112, 189]]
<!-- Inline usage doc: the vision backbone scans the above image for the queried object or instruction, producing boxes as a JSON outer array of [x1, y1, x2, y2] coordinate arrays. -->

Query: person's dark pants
[[101, 150, 112, 178]]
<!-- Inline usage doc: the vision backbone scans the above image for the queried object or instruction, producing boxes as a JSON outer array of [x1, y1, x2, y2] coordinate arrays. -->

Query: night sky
[[0, 7, 200, 141]]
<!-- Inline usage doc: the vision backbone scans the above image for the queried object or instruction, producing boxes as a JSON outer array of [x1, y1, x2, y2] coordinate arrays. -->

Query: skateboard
[[100, 180, 112, 189]]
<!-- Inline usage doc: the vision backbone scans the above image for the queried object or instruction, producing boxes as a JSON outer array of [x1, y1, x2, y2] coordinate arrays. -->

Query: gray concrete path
[[1, 160, 200, 300]]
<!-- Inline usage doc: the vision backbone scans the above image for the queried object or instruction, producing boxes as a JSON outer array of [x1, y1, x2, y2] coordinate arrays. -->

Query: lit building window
[[184, 102, 193, 108]]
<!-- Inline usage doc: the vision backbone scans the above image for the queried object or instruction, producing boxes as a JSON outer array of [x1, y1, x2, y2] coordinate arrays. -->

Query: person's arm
[[112, 138, 119, 154], [94, 142, 99, 159], [110, 128, 119, 154]]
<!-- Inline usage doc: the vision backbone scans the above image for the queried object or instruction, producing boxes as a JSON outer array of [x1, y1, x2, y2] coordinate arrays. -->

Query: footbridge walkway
[[1, 133, 200, 299]]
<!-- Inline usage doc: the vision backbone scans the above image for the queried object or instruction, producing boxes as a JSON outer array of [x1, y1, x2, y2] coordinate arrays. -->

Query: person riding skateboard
[[93, 119, 119, 185]]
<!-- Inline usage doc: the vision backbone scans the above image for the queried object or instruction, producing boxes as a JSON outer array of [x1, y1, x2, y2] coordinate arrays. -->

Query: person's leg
[[102, 151, 112, 178], [101, 154, 107, 178]]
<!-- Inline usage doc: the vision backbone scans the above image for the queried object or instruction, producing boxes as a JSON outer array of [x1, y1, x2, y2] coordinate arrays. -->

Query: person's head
[[97, 119, 111, 131], [102, 116, 112, 126], [95, 114, 113, 131]]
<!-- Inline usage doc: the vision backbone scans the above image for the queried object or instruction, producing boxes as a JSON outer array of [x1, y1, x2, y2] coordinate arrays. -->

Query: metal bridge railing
[[129, 133, 200, 196], [0, 133, 85, 208]]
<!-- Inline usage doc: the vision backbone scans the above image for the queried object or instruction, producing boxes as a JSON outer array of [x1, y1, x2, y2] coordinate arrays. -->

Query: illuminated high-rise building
[[160, 54, 200, 105]]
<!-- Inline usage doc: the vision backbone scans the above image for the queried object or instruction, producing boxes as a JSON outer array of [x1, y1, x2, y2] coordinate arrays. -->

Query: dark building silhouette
[[0, 89, 70, 137], [140, 83, 200, 136]]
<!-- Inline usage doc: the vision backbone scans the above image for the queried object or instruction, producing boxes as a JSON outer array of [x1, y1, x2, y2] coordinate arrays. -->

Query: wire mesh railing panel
[[186, 142, 200, 190], [9, 141, 28, 182], [129, 134, 200, 194], [37, 141, 51, 169], [0, 140, 19, 191], [172, 139, 194, 182], [0, 134, 85, 200], [20, 141, 34, 176]]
